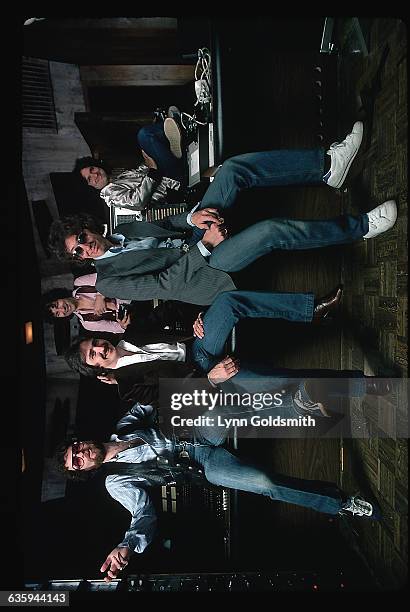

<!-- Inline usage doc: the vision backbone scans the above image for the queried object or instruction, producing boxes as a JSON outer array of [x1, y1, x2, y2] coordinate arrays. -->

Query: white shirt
[[114, 339, 186, 367]]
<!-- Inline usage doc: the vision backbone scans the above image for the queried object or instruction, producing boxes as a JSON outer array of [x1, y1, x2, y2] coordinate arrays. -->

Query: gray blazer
[[95, 214, 236, 305]]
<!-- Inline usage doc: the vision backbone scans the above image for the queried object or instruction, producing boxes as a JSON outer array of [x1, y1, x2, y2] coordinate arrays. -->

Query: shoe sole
[[381, 200, 398, 226], [353, 492, 382, 521], [339, 508, 381, 521], [329, 122, 364, 188], [164, 118, 182, 159], [339, 496, 382, 520], [167, 105, 181, 119]]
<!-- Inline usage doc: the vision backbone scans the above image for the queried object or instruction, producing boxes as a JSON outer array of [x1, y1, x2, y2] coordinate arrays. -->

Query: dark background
[[15, 17, 407, 592]]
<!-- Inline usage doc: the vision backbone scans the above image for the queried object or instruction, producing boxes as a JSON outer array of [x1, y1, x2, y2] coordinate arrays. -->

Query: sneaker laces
[[328, 130, 357, 153], [341, 495, 373, 517], [367, 205, 390, 231], [180, 110, 208, 132], [194, 48, 212, 106]]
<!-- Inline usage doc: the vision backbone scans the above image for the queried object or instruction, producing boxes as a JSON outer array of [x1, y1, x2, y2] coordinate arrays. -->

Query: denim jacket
[[104, 403, 203, 554]]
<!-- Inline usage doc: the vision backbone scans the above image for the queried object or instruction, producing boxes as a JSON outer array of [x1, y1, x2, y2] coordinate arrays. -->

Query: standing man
[[56, 399, 381, 583]]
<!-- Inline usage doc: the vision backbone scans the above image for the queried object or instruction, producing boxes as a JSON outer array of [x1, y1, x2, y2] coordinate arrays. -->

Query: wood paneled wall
[[80, 65, 194, 87]]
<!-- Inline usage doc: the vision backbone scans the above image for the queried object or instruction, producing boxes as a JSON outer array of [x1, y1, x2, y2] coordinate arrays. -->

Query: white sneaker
[[339, 494, 380, 520], [363, 200, 397, 239], [164, 117, 182, 159], [323, 121, 364, 188]]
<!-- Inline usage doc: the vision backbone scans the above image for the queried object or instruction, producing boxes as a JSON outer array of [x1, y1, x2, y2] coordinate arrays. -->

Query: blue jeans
[[191, 290, 367, 398], [194, 149, 368, 254], [200, 148, 325, 210], [192, 290, 314, 371], [208, 214, 369, 272], [183, 287, 359, 515], [185, 416, 344, 514], [137, 122, 184, 181]]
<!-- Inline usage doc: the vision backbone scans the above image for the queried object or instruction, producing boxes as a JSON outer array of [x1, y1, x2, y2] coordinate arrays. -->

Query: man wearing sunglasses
[[48, 192, 397, 307], [55, 399, 381, 583]]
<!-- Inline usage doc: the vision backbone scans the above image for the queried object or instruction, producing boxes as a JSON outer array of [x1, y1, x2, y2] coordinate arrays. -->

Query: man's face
[[80, 166, 109, 190], [50, 298, 76, 318], [80, 338, 117, 368], [64, 441, 106, 472], [64, 228, 108, 260]]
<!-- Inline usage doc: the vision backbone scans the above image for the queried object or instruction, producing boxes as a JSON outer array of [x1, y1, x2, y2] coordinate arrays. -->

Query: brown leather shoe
[[313, 284, 343, 322]]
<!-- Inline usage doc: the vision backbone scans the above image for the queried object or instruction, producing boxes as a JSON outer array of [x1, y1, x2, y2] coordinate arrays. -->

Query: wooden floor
[[217, 18, 407, 589], [336, 18, 408, 590]]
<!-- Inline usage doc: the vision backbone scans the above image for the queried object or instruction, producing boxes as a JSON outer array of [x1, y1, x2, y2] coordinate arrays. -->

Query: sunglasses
[[71, 232, 89, 258], [71, 440, 85, 470]]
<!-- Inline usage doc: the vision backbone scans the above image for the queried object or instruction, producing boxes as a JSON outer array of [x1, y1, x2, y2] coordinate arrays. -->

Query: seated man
[[55, 399, 381, 583], [74, 115, 184, 218], [48, 196, 397, 305], [75, 121, 364, 217], [63, 286, 341, 378], [43, 271, 201, 335], [64, 287, 392, 415], [42, 271, 132, 334]]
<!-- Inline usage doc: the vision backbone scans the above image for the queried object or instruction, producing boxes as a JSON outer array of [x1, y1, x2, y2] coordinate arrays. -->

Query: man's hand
[[94, 294, 106, 316], [191, 208, 224, 229], [141, 149, 158, 169], [193, 312, 205, 338], [202, 223, 228, 249], [97, 372, 118, 385], [100, 546, 132, 582], [207, 356, 240, 385], [116, 311, 131, 329]]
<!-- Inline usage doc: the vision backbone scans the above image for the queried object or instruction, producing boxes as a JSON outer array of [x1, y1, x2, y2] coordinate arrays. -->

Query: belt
[[176, 440, 191, 459], [156, 442, 205, 483]]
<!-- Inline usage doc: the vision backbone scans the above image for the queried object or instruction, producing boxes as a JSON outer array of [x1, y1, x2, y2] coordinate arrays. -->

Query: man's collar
[[94, 234, 125, 259], [108, 233, 125, 246]]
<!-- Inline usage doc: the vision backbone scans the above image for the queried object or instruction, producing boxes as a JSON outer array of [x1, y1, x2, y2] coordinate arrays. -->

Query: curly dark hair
[[48, 213, 106, 262], [73, 156, 112, 181], [64, 337, 106, 378], [53, 440, 99, 482], [42, 288, 73, 323]]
